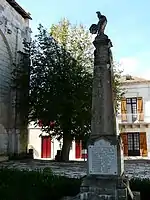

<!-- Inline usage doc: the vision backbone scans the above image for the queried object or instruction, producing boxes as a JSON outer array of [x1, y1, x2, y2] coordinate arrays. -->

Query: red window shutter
[[75, 140, 82, 159], [120, 133, 128, 156], [46, 137, 51, 158], [121, 98, 127, 122], [140, 132, 147, 157], [41, 137, 47, 158], [138, 97, 144, 121]]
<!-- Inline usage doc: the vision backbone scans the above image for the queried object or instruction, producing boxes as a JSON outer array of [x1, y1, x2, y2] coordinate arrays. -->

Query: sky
[[17, 0, 150, 79]]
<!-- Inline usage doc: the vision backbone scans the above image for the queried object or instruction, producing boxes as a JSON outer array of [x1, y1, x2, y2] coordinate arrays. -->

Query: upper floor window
[[126, 98, 137, 122], [121, 97, 144, 122]]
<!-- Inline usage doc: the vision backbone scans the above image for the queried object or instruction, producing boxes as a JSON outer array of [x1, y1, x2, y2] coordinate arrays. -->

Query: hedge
[[130, 178, 150, 200], [0, 167, 81, 200], [0, 168, 149, 200]]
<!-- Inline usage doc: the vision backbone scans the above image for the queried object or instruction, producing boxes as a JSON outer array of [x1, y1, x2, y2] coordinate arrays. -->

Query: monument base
[[61, 136, 140, 200], [79, 175, 129, 200], [62, 175, 140, 200]]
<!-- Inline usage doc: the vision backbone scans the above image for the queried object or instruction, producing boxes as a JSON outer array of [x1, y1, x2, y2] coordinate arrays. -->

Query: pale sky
[[17, 0, 150, 79]]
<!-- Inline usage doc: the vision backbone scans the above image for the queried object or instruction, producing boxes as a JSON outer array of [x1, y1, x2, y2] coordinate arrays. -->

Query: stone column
[[66, 12, 140, 200], [79, 33, 126, 200], [91, 34, 116, 138], [78, 32, 140, 200], [87, 33, 124, 177]]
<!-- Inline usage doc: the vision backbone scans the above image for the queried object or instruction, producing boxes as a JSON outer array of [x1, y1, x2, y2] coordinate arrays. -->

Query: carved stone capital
[[93, 34, 110, 47], [93, 34, 113, 65]]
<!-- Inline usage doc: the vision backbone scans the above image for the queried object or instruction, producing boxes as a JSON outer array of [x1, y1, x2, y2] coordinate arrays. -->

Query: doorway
[[41, 136, 51, 158]]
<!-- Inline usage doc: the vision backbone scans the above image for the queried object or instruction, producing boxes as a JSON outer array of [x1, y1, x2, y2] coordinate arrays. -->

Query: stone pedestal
[[80, 175, 128, 200], [79, 137, 127, 200]]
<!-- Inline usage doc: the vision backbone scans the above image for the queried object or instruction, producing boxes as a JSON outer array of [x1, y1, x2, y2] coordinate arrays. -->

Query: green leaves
[[12, 19, 124, 160], [29, 21, 93, 141]]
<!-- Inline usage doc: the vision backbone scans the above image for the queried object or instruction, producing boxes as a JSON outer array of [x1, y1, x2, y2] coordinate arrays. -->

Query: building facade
[[28, 75, 150, 160], [118, 75, 150, 159], [0, 0, 31, 156], [28, 121, 87, 161]]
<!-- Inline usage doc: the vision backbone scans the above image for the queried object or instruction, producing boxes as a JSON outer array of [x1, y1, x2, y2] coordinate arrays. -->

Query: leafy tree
[[12, 19, 124, 161], [29, 22, 93, 161]]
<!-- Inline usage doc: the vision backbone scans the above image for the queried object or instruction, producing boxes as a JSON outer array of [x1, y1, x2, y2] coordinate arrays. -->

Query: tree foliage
[[29, 21, 93, 160], [12, 19, 124, 161]]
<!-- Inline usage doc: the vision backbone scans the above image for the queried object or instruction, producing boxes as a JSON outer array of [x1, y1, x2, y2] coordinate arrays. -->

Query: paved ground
[[0, 159, 150, 179]]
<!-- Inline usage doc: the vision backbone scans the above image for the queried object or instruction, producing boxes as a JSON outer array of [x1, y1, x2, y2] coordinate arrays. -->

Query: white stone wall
[[0, 0, 31, 155], [28, 123, 85, 161]]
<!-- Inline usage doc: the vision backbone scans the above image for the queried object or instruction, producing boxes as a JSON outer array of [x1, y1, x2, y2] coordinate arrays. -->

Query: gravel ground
[[0, 159, 150, 179]]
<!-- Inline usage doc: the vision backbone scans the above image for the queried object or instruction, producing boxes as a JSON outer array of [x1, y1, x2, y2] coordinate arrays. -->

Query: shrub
[[0, 168, 149, 200], [9, 152, 33, 160], [130, 178, 150, 200], [0, 168, 81, 200]]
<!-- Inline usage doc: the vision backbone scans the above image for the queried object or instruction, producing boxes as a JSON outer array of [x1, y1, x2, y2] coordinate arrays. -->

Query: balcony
[[117, 113, 150, 124]]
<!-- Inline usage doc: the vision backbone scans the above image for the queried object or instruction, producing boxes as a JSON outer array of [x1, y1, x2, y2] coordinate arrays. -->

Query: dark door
[[41, 136, 51, 158], [128, 133, 140, 156]]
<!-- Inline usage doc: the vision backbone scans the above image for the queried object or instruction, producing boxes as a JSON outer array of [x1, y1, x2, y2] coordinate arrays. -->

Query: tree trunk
[[61, 134, 72, 162]]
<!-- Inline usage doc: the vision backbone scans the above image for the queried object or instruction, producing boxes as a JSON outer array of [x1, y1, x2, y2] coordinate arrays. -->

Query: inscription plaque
[[88, 139, 118, 175]]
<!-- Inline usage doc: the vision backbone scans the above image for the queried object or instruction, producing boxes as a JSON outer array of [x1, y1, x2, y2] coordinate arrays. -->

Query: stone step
[[98, 195, 115, 200], [80, 193, 115, 200], [88, 188, 116, 196]]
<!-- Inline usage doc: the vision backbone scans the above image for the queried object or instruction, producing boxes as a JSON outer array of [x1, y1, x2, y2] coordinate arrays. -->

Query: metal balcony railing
[[117, 113, 150, 123]]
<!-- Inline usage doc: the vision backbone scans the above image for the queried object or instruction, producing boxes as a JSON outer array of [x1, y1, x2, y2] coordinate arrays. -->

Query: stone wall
[[0, 0, 31, 155], [0, 159, 150, 180]]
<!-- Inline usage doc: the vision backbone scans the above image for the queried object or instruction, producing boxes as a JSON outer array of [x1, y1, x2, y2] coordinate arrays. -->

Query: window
[[127, 133, 140, 156], [126, 98, 137, 122]]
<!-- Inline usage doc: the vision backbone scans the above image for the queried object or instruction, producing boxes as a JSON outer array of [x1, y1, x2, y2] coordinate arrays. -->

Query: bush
[[9, 152, 33, 160], [130, 178, 150, 200], [0, 168, 81, 200], [0, 168, 149, 200]]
